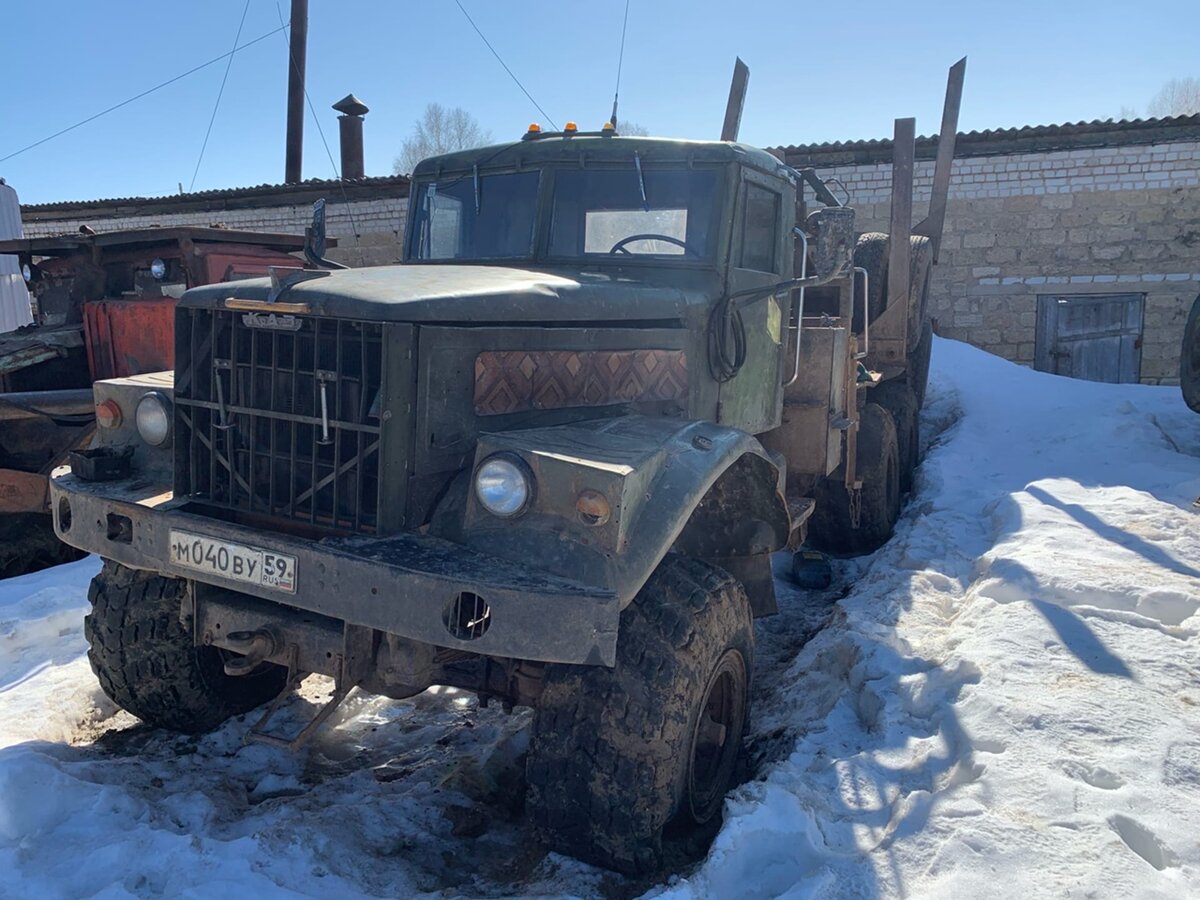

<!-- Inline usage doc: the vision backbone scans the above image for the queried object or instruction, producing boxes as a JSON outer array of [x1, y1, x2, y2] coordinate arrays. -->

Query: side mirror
[[304, 199, 349, 270], [802, 207, 856, 284]]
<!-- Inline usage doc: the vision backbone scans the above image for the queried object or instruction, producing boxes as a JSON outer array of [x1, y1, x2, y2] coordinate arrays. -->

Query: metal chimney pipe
[[284, 0, 308, 184], [332, 94, 369, 180]]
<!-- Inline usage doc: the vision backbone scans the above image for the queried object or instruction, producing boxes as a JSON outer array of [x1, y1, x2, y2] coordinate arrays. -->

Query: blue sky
[[2, 0, 1195, 205]]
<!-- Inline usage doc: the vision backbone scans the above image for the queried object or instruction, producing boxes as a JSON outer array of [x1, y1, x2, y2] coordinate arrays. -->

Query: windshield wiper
[[634, 151, 648, 212]]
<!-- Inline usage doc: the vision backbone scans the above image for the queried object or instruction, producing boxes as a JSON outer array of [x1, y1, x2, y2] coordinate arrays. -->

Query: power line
[[0, 25, 288, 165], [189, 0, 252, 191], [610, 0, 631, 127], [452, 0, 558, 130]]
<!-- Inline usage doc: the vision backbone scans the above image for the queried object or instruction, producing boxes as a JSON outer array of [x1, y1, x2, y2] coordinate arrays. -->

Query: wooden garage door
[[1034, 293, 1144, 383]]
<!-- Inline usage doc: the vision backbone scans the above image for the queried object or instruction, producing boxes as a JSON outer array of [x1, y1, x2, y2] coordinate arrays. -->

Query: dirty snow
[[1, 337, 1198, 898]]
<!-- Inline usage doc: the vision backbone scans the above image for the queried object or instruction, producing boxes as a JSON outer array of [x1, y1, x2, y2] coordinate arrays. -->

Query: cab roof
[[411, 135, 794, 182]]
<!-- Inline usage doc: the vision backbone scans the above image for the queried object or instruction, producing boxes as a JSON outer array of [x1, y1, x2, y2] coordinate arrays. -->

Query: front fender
[[463, 415, 789, 607]]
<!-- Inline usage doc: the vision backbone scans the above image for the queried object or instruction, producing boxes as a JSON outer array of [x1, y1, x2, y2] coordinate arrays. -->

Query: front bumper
[[50, 470, 620, 666]]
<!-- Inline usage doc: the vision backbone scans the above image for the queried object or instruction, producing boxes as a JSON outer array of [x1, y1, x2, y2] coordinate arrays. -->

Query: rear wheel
[[909, 317, 934, 407], [873, 380, 920, 493], [526, 556, 753, 874], [85, 561, 289, 733], [1181, 294, 1200, 413], [807, 403, 901, 555]]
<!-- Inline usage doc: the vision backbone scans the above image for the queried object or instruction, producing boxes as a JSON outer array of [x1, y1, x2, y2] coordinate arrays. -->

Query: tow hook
[[222, 628, 278, 675]]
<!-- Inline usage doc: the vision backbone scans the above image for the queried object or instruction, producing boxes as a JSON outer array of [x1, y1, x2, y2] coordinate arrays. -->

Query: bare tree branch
[[1146, 78, 1200, 118], [393, 103, 493, 174]]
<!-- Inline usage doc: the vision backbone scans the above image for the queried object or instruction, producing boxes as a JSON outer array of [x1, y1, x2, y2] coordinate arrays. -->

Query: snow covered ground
[[1, 337, 1198, 898]]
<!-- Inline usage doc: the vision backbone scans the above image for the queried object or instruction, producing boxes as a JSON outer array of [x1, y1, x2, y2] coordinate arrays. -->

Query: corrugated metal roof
[[770, 114, 1200, 166], [0, 181, 34, 335], [20, 174, 410, 215]]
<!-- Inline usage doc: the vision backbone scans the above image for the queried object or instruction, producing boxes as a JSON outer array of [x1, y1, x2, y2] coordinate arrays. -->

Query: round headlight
[[474, 456, 531, 517], [150, 258, 167, 280], [135, 392, 172, 446], [21, 263, 31, 283]]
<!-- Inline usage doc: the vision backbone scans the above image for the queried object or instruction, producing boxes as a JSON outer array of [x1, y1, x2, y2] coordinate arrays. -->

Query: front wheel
[[526, 556, 753, 874], [85, 561, 289, 733]]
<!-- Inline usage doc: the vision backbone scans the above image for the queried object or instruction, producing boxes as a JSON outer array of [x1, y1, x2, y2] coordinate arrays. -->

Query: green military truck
[[50, 62, 964, 872]]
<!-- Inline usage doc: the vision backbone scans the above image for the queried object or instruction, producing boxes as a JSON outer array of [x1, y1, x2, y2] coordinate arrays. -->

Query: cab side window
[[739, 183, 780, 273]]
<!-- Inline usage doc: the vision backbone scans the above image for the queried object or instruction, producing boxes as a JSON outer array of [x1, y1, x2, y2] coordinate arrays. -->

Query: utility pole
[[284, 0, 308, 184]]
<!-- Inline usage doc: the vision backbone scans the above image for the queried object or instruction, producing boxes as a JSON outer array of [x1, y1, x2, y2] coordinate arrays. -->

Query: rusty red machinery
[[0, 225, 328, 576]]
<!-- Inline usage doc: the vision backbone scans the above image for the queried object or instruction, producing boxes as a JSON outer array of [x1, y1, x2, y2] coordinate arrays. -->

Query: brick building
[[18, 115, 1200, 384], [776, 116, 1200, 385]]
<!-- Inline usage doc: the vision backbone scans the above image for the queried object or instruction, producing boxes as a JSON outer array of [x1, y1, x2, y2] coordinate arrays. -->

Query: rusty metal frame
[[913, 57, 967, 262]]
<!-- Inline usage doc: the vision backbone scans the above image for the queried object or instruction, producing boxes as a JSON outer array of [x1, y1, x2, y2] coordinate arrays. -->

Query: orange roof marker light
[[526, 123, 541, 134], [601, 121, 616, 132], [564, 121, 578, 133]]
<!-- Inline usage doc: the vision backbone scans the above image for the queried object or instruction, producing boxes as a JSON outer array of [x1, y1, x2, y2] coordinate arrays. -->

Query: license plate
[[168, 530, 297, 594]]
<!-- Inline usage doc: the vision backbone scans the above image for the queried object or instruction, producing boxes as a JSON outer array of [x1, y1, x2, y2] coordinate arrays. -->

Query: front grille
[[175, 308, 385, 533]]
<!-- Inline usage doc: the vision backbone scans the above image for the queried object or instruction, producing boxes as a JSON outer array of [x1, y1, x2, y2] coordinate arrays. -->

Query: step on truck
[[50, 60, 965, 872]]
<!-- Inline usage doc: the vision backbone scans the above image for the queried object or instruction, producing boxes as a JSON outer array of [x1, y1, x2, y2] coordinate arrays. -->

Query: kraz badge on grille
[[241, 311, 304, 331]]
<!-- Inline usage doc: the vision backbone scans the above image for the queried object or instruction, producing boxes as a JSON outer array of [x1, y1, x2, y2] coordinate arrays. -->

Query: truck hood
[[182, 264, 717, 324]]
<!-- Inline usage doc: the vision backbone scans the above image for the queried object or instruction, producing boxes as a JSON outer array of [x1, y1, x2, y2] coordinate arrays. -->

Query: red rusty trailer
[[0, 225, 332, 575]]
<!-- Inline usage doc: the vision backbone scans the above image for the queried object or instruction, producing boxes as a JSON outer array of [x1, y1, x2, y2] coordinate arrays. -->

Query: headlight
[[21, 263, 31, 283], [150, 258, 167, 280], [135, 392, 172, 446], [474, 455, 532, 517]]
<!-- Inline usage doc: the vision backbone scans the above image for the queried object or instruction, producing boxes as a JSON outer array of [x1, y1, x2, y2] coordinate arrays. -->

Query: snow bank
[[661, 340, 1200, 899], [0, 338, 1197, 898]]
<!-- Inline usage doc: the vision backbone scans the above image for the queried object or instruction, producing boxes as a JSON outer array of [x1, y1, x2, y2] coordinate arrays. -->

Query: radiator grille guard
[[175, 308, 385, 533]]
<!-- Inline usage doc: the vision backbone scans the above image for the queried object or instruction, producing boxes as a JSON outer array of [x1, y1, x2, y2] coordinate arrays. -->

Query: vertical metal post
[[721, 58, 750, 142], [887, 116, 915, 343], [914, 57, 967, 262], [284, 0, 308, 184]]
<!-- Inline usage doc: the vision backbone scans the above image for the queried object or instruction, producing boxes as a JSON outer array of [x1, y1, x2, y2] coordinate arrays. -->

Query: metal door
[[1035, 293, 1144, 383]]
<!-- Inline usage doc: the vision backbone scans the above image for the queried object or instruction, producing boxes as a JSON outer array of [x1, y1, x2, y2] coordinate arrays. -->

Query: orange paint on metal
[[0, 467, 50, 514], [83, 297, 176, 381], [225, 298, 311, 313]]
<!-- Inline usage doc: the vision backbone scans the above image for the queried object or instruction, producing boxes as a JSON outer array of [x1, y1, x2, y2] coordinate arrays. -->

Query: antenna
[[609, 0, 632, 128]]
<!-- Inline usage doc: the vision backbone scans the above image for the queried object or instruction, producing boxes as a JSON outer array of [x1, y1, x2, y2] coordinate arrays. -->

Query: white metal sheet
[[0, 181, 33, 334]]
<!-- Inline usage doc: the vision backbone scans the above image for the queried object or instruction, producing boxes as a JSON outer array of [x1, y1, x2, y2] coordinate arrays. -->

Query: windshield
[[549, 168, 719, 260], [409, 171, 539, 260]]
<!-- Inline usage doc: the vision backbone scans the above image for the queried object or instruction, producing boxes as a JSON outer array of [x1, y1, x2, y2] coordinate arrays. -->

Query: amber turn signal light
[[95, 400, 123, 429], [576, 489, 611, 526]]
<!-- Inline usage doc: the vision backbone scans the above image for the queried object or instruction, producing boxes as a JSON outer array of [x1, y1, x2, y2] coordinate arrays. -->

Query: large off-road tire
[[852, 233, 889, 334], [906, 237, 933, 353], [527, 556, 753, 874], [852, 234, 933, 356], [807, 403, 901, 556], [1181, 293, 1200, 413], [85, 561, 289, 733], [873, 380, 920, 493], [0, 513, 85, 580], [909, 316, 934, 407]]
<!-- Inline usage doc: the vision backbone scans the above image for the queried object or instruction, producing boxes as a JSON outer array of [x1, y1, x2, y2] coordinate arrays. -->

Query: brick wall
[[20, 195, 410, 269], [795, 139, 1200, 385]]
